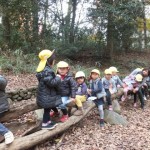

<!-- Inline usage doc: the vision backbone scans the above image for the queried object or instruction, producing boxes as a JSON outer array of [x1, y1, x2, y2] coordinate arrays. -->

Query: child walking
[[0, 75, 14, 144], [36, 49, 62, 129], [56, 61, 76, 122], [88, 69, 106, 127], [102, 69, 117, 110], [73, 71, 87, 116]]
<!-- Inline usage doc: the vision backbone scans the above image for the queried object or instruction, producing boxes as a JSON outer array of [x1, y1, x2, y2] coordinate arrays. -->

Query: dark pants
[[133, 87, 144, 108], [43, 108, 51, 123], [105, 89, 112, 106]]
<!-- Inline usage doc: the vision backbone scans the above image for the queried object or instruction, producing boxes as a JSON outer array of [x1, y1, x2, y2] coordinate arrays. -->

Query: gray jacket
[[112, 75, 123, 87], [102, 77, 117, 94]]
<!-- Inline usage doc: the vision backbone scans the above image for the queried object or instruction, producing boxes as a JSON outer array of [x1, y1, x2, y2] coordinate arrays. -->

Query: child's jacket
[[102, 77, 117, 94], [76, 82, 87, 96], [112, 75, 123, 87], [58, 73, 77, 98], [0, 75, 9, 114], [89, 78, 105, 97], [36, 66, 62, 108]]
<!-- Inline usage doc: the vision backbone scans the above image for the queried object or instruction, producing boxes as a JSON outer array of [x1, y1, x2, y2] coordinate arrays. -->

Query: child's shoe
[[42, 122, 57, 130], [60, 115, 69, 122], [50, 111, 60, 117], [133, 103, 137, 108], [108, 105, 113, 111], [121, 96, 125, 101], [4, 131, 14, 144], [100, 119, 104, 127], [74, 107, 84, 116], [143, 95, 147, 101]]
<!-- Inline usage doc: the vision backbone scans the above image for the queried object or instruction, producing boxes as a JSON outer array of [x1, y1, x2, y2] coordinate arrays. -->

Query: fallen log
[[0, 99, 39, 122], [0, 90, 124, 150], [0, 102, 95, 150]]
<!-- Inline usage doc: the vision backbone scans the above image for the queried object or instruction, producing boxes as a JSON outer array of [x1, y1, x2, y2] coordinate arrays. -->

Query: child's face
[[57, 67, 69, 75], [142, 70, 148, 77], [105, 74, 112, 80], [91, 72, 99, 80], [112, 71, 117, 76], [76, 77, 84, 84]]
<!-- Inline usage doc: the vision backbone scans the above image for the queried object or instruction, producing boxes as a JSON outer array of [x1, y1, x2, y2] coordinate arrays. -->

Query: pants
[[0, 123, 9, 136], [75, 95, 86, 107], [133, 87, 144, 108], [59, 96, 71, 109], [43, 108, 51, 123], [105, 89, 112, 106], [93, 98, 104, 119]]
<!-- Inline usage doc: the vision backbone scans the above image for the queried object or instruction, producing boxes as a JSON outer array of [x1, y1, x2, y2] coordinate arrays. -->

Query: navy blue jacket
[[36, 66, 62, 108]]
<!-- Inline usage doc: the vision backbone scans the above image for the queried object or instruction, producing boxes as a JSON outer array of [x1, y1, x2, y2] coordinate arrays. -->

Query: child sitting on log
[[73, 71, 87, 116], [102, 69, 117, 111], [109, 66, 125, 89], [87, 69, 106, 127], [50, 61, 76, 122], [122, 74, 144, 108], [0, 75, 14, 144], [36, 50, 62, 129]]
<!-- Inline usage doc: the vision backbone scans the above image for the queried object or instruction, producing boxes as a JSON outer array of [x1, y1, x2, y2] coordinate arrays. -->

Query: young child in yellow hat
[[50, 61, 76, 122], [73, 71, 87, 116], [102, 69, 117, 111], [87, 69, 106, 127], [36, 49, 62, 129]]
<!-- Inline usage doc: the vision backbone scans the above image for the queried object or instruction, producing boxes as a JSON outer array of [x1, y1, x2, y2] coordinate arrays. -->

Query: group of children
[[0, 49, 149, 145], [36, 49, 150, 129]]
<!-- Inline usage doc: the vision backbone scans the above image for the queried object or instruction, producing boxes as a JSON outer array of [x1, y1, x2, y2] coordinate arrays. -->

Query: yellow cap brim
[[36, 60, 47, 72]]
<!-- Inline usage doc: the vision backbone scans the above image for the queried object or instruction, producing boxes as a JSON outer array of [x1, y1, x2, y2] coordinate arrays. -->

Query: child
[[0, 75, 14, 144], [102, 69, 117, 110], [73, 71, 87, 116], [109, 66, 125, 88], [122, 74, 144, 108], [56, 61, 76, 122], [36, 49, 62, 129], [87, 69, 105, 127]]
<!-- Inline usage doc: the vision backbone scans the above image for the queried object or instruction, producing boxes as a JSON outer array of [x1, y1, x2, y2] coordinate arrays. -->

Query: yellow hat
[[109, 66, 119, 73], [57, 61, 69, 68], [36, 49, 55, 72], [135, 74, 143, 82], [104, 69, 112, 75], [91, 69, 100, 75], [75, 71, 85, 78]]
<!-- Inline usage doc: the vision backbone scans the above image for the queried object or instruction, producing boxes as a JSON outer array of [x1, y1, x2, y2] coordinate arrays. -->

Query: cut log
[[0, 102, 95, 150], [0, 99, 39, 122]]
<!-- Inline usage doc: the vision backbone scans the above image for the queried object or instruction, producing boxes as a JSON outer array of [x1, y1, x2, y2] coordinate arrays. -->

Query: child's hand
[[133, 89, 137, 93], [70, 98, 75, 102], [56, 74, 61, 78], [109, 84, 113, 89], [87, 89, 92, 95], [123, 83, 127, 88]]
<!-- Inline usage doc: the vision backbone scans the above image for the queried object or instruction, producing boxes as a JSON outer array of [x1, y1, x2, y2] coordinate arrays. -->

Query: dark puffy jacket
[[36, 66, 62, 108], [0, 76, 9, 114], [59, 73, 77, 98]]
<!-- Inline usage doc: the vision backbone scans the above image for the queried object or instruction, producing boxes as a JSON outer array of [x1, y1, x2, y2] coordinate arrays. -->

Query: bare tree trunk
[[31, 0, 39, 52], [106, 1, 114, 60], [69, 0, 77, 43], [142, 0, 147, 50], [2, 13, 10, 49]]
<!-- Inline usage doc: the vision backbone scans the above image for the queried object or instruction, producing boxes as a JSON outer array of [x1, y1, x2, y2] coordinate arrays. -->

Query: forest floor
[[1, 52, 150, 150]]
